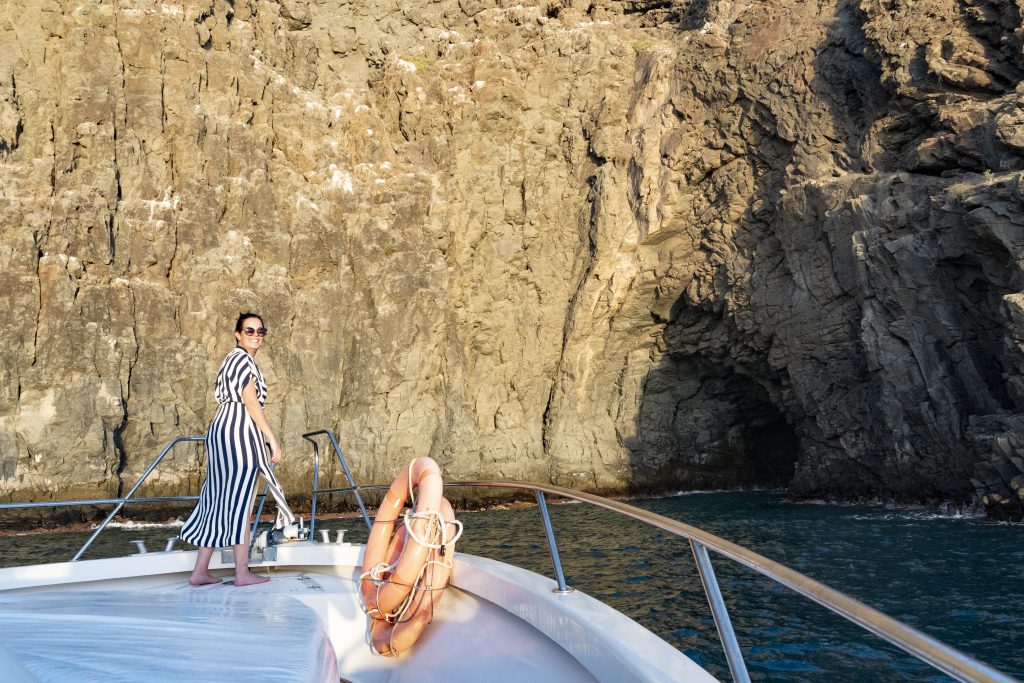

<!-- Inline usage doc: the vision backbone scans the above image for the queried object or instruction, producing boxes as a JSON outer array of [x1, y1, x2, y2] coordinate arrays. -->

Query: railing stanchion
[[302, 430, 372, 531], [72, 436, 205, 562], [309, 442, 320, 542], [324, 431, 371, 531], [250, 479, 271, 543], [691, 540, 750, 683], [535, 490, 572, 594]]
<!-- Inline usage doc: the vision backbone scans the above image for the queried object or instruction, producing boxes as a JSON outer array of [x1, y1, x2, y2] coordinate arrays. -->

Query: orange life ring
[[370, 497, 459, 655], [360, 457, 445, 619]]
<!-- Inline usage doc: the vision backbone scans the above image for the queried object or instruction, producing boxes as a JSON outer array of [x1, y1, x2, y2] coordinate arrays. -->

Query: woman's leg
[[189, 547, 222, 586], [234, 513, 269, 586]]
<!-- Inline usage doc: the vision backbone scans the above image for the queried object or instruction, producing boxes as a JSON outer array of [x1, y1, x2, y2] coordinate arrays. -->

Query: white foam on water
[[844, 509, 991, 523], [91, 520, 184, 530]]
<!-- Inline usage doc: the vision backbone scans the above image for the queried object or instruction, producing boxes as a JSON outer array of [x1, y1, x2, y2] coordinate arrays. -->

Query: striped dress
[[180, 347, 295, 548]]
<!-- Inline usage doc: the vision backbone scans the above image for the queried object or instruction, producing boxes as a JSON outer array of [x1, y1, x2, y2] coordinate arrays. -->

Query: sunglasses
[[242, 327, 268, 337]]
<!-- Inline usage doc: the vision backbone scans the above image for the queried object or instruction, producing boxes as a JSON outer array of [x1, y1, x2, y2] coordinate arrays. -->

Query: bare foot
[[234, 572, 270, 587], [189, 573, 223, 586]]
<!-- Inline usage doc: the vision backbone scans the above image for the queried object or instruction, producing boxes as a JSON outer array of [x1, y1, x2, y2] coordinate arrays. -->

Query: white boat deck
[[0, 570, 597, 683], [0, 544, 714, 683], [0, 585, 338, 682]]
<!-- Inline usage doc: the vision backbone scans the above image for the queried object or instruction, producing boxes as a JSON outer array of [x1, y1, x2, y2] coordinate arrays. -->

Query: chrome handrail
[[71, 436, 206, 561], [301, 430, 371, 530], [0, 496, 200, 509], [454, 481, 1016, 683], [304, 479, 1016, 683], [0, 432, 350, 561]]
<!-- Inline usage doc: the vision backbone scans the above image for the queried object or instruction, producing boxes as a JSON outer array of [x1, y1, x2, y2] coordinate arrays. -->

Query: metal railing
[[298, 432, 1016, 683], [1, 431, 1019, 683], [304, 475, 1018, 683], [301, 430, 372, 541], [0, 436, 267, 560], [454, 481, 1021, 683], [0, 436, 207, 561]]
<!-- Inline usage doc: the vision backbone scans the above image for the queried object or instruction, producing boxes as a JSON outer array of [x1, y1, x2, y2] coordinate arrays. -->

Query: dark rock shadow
[[619, 0, 1023, 501], [619, 114, 800, 492]]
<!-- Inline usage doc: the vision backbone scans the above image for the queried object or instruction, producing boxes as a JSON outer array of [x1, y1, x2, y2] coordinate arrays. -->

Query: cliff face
[[2, 0, 1024, 517]]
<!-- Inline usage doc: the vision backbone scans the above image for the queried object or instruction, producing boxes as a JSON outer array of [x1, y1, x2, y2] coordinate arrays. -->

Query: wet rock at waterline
[[2, 0, 1024, 520]]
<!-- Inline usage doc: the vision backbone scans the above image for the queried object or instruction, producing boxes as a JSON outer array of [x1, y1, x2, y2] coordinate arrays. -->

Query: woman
[[180, 312, 296, 586]]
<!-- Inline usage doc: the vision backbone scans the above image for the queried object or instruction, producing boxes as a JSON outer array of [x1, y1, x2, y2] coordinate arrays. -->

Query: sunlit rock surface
[[2, 0, 1024, 519]]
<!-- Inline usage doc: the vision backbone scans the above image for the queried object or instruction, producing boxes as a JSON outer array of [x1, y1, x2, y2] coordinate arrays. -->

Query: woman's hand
[[242, 379, 283, 465]]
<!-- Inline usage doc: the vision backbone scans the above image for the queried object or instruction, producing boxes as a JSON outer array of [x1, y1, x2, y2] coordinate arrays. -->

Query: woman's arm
[[241, 378, 282, 464]]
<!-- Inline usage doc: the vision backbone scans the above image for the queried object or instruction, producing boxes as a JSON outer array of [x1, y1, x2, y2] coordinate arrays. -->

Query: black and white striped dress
[[180, 347, 295, 548]]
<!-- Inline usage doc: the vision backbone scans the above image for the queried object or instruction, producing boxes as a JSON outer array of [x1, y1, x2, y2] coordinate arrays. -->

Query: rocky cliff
[[2, 0, 1024, 518]]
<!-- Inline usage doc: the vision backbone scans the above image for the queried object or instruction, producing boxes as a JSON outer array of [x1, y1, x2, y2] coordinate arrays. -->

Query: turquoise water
[[2, 492, 1021, 681]]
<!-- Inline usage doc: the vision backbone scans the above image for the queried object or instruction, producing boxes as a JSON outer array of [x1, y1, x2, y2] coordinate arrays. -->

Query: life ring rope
[[358, 458, 459, 654], [382, 556, 451, 626], [358, 510, 461, 623], [403, 509, 463, 550]]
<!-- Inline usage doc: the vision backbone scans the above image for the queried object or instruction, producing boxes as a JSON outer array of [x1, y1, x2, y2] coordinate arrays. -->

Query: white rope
[[358, 458, 424, 616], [361, 561, 392, 584], [403, 509, 463, 549], [386, 552, 454, 653], [359, 560, 413, 624], [357, 459, 464, 651], [357, 514, 461, 627]]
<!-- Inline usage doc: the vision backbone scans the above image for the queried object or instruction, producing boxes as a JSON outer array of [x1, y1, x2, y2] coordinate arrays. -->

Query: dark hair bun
[[235, 312, 265, 333]]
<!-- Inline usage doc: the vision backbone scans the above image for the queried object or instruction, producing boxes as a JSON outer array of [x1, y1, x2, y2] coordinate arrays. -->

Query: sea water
[[1, 491, 1021, 682]]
